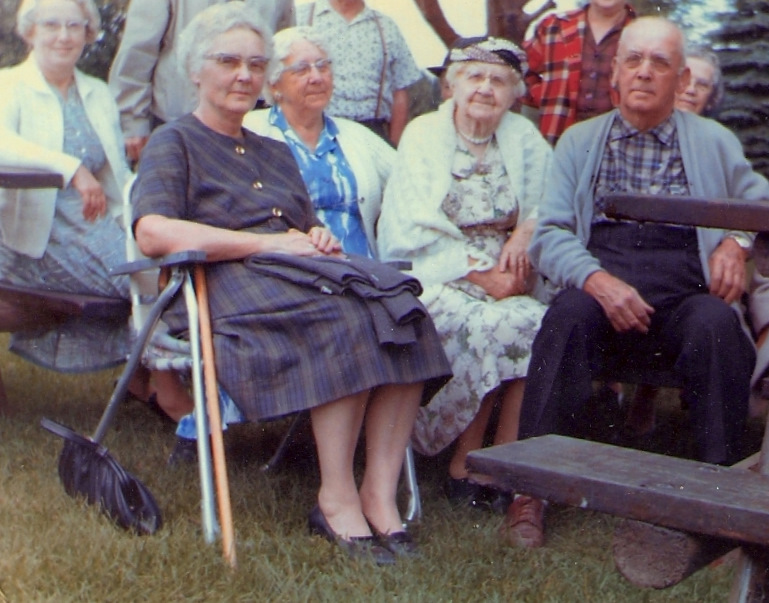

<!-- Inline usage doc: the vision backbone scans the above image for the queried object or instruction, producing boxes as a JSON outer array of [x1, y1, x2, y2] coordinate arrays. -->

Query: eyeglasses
[[36, 18, 87, 35], [620, 52, 674, 74], [204, 53, 269, 75], [282, 58, 333, 78], [691, 78, 714, 93]]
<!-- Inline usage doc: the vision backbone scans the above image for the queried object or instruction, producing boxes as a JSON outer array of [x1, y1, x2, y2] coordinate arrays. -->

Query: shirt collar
[[313, 0, 374, 22], [612, 111, 677, 146], [269, 104, 340, 154]]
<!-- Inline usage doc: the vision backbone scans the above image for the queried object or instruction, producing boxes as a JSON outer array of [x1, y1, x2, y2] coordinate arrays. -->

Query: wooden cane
[[195, 265, 237, 569]]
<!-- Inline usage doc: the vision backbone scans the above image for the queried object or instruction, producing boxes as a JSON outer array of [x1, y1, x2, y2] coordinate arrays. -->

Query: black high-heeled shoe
[[371, 528, 420, 559], [308, 505, 395, 566]]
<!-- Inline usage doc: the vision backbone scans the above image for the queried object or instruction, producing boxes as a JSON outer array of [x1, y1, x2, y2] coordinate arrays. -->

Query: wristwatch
[[725, 232, 753, 257]]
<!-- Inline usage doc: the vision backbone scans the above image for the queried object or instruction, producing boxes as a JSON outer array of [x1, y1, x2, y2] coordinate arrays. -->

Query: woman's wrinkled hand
[[71, 165, 106, 222], [308, 226, 342, 255], [498, 227, 533, 285], [268, 228, 342, 257], [467, 264, 527, 300]]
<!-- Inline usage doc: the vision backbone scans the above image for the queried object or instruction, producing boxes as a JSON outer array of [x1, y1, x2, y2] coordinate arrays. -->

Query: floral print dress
[[411, 137, 546, 456], [0, 84, 129, 371]]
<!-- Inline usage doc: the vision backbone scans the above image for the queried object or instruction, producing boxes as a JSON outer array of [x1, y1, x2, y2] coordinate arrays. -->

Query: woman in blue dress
[[243, 26, 394, 259]]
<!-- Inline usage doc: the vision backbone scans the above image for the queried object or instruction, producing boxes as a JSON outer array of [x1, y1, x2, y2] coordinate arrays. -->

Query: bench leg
[[729, 548, 769, 602], [729, 401, 769, 602], [0, 367, 7, 414]]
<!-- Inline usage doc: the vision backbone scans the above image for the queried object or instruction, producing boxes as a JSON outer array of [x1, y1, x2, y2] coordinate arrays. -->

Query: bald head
[[611, 17, 690, 131]]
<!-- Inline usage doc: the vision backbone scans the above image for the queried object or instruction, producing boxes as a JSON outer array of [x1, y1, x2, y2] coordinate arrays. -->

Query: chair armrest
[[110, 250, 207, 276], [385, 260, 412, 271]]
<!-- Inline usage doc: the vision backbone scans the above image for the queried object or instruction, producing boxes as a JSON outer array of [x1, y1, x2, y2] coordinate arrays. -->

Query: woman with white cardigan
[[0, 0, 130, 373], [0, 0, 188, 418], [378, 37, 552, 514], [243, 27, 393, 258]]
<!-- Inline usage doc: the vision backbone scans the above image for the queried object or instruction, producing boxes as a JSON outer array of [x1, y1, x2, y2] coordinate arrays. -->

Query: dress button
[[235, 145, 245, 155], [252, 180, 263, 190], [272, 207, 283, 217]]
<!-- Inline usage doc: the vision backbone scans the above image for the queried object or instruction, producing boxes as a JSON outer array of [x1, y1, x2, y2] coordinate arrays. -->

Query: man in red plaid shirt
[[524, 1, 635, 146]]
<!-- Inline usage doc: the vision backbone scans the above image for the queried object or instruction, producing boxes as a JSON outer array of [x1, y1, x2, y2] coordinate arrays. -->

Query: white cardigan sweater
[[243, 109, 394, 257], [377, 100, 552, 288], [0, 55, 129, 258]]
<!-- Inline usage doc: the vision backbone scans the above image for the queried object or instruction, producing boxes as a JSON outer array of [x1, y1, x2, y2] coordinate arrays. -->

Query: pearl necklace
[[458, 128, 493, 145]]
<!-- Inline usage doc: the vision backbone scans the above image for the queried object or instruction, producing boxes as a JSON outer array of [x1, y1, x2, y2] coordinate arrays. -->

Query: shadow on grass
[[0, 336, 738, 602]]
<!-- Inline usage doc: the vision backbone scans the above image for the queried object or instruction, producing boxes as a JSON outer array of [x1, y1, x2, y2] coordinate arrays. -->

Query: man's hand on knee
[[709, 239, 748, 304], [583, 271, 654, 333]]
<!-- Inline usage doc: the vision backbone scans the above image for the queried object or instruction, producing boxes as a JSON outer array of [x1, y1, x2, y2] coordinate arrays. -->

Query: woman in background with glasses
[[244, 26, 394, 260], [0, 0, 190, 416]]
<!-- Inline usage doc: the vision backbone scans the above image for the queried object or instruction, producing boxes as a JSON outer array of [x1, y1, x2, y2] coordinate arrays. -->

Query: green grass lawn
[[0, 336, 737, 602]]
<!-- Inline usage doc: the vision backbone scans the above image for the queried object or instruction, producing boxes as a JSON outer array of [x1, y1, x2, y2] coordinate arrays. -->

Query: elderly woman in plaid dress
[[131, 4, 450, 565]]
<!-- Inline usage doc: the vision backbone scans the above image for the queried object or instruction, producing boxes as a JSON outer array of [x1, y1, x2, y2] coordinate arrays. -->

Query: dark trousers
[[519, 223, 755, 464]]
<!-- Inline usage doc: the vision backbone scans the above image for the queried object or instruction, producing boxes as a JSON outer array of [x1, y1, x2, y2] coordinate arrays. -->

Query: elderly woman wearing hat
[[378, 37, 552, 520]]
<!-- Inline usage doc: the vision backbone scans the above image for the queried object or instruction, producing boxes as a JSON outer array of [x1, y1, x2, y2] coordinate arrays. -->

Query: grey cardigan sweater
[[529, 108, 769, 293]]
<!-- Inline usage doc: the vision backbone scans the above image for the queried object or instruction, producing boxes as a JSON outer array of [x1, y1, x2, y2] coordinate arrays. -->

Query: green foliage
[[0, 336, 737, 601], [0, 0, 26, 68], [711, 0, 769, 178]]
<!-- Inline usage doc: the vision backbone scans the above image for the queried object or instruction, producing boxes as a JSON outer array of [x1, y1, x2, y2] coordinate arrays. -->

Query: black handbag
[[41, 418, 162, 535]]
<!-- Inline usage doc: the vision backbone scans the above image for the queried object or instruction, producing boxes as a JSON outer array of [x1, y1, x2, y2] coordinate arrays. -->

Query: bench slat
[[602, 193, 769, 232], [466, 435, 769, 546], [0, 167, 63, 189], [0, 284, 129, 331]]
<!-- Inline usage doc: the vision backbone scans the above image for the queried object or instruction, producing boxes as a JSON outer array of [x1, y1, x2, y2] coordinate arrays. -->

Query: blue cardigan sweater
[[530, 108, 769, 294]]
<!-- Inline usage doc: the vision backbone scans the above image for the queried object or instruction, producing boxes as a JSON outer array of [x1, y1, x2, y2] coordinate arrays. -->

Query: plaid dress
[[132, 115, 451, 420]]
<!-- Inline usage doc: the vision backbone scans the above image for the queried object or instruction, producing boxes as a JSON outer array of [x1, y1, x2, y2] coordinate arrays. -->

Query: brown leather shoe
[[501, 495, 545, 548]]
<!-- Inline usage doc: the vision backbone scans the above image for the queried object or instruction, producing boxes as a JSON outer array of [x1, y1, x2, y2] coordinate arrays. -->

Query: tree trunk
[[487, 0, 556, 44], [413, 0, 460, 46], [412, 0, 556, 47]]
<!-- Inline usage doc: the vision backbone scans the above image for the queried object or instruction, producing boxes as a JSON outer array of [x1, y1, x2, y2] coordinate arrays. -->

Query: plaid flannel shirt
[[523, 4, 635, 146]]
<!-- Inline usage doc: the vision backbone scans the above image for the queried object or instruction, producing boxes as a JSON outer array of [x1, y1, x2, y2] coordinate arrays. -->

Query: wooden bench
[[0, 167, 130, 410], [467, 193, 769, 600], [469, 435, 767, 543]]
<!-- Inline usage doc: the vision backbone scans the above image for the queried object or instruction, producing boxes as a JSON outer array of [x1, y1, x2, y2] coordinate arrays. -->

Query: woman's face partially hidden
[[194, 27, 267, 121], [675, 56, 716, 115], [30, 0, 88, 78]]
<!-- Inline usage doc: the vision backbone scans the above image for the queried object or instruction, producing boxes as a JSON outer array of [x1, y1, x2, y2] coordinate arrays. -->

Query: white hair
[[16, 0, 101, 45], [177, 2, 273, 80], [267, 26, 329, 86]]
